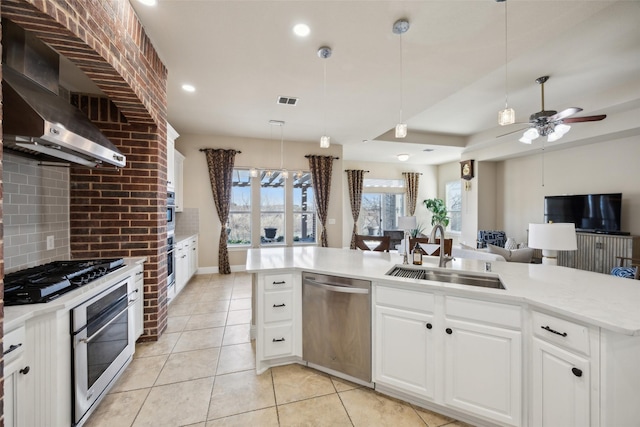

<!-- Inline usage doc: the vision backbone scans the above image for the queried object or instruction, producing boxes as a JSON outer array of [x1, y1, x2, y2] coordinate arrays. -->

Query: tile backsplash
[[175, 207, 199, 237], [3, 152, 70, 272]]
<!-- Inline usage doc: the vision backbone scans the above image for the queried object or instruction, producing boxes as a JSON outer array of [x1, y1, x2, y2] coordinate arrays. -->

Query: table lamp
[[528, 223, 577, 265], [397, 216, 417, 264]]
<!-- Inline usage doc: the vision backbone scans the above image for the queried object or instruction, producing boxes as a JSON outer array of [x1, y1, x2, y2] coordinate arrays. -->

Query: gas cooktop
[[4, 258, 125, 305]]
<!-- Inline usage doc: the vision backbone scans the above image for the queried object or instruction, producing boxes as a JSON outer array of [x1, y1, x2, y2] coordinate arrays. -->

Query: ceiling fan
[[501, 75, 606, 144]]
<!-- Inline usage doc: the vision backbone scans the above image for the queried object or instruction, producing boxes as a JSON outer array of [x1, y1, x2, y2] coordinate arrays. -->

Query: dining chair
[[355, 235, 391, 252]]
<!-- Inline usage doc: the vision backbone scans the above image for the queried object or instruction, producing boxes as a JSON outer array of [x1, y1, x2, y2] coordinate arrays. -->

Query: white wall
[[497, 135, 640, 242], [176, 134, 343, 271]]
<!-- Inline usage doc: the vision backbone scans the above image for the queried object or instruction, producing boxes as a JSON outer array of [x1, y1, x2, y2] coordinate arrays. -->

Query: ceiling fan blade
[[496, 127, 529, 138], [548, 107, 583, 122], [563, 114, 607, 123]]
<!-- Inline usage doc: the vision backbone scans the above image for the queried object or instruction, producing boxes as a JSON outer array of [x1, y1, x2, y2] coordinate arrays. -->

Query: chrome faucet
[[430, 224, 453, 268]]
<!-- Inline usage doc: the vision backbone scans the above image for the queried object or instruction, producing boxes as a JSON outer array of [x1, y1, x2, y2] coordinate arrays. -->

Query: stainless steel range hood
[[2, 19, 126, 168]]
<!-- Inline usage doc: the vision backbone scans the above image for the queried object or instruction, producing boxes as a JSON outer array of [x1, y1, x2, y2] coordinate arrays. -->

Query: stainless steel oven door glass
[[71, 277, 136, 426], [167, 234, 176, 291], [167, 191, 176, 233]]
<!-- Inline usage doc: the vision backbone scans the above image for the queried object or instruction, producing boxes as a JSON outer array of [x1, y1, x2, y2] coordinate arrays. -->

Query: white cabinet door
[[188, 236, 197, 277], [444, 318, 522, 426], [375, 305, 435, 399], [532, 337, 590, 427], [167, 123, 178, 190], [175, 241, 188, 293], [174, 150, 185, 212]]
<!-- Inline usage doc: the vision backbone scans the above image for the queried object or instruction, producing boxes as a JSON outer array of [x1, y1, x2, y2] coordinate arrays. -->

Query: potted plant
[[423, 198, 450, 227]]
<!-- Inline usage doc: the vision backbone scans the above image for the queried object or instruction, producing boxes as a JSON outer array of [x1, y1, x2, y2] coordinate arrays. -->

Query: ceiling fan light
[[555, 123, 571, 135], [519, 136, 533, 144], [498, 108, 515, 126], [523, 128, 540, 140], [320, 135, 331, 148], [395, 123, 408, 138], [547, 132, 562, 142]]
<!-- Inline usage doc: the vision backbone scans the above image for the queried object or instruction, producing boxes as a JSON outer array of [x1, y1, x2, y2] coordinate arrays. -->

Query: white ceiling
[[98, 1, 640, 165]]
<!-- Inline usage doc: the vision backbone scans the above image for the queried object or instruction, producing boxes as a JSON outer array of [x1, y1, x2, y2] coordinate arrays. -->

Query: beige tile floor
[[85, 272, 471, 427]]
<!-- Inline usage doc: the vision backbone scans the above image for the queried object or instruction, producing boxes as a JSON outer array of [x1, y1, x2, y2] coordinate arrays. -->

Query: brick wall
[[1, 0, 169, 362]]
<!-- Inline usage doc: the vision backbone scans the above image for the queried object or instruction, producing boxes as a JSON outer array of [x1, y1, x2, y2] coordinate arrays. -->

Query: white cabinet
[[167, 123, 178, 190], [531, 311, 596, 427], [374, 286, 436, 400], [188, 235, 198, 277], [133, 264, 145, 339], [174, 149, 185, 212], [443, 297, 522, 426], [373, 288, 522, 427], [175, 240, 188, 294], [256, 272, 302, 373], [3, 326, 28, 427]]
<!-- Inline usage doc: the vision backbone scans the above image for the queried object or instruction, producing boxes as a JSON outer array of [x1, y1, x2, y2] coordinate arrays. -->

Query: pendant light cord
[[399, 32, 404, 123], [504, 0, 509, 109], [323, 59, 327, 136]]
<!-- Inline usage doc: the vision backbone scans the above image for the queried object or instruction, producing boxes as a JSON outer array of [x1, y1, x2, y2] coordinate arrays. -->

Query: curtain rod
[[402, 171, 423, 175], [305, 155, 339, 160], [199, 148, 242, 153], [344, 169, 370, 173]]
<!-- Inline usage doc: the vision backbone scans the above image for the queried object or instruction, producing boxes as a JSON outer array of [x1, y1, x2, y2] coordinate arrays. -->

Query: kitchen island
[[247, 246, 640, 427]]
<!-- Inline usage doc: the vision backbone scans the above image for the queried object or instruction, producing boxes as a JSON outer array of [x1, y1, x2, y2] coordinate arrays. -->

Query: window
[[260, 171, 285, 244], [446, 180, 462, 233], [359, 179, 405, 235], [293, 172, 316, 244], [227, 169, 251, 245]]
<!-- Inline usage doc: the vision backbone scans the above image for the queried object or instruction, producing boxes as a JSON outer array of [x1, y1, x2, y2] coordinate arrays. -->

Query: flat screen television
[[544, 193, 624, 234]]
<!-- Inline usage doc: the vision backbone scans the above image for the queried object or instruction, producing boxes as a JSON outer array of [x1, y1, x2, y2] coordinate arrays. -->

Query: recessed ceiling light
[[293, 24, 310, 37], [137, 0, 157, 6], [397, 154, 410, 162], [181, 84, 196, 93]]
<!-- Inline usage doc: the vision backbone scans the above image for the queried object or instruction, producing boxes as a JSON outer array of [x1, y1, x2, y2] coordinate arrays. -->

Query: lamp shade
[[528, 223, 577, 251], [398, 216, 417, 230]]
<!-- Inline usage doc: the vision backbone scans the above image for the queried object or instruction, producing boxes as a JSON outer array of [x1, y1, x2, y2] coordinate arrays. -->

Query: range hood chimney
[[2, 19, 126, 168]]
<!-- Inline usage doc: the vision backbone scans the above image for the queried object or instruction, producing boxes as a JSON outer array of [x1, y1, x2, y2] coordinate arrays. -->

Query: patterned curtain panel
[[403, 172, 421, 216], [346, 170, 366, 249], [203, 148, 239, 274], [307, 155, 335, 247]]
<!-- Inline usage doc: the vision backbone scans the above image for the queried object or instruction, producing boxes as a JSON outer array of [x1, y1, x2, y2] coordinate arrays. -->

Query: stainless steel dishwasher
[[302, 271, 371, 383]]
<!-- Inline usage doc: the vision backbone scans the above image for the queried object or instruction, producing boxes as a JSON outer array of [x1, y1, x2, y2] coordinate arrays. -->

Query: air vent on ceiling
[[277, 96, 299, 106], [423, 148, 435, 152]]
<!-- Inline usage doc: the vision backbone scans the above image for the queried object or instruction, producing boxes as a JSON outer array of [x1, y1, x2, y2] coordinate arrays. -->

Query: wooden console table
[[558, 232, 640, 274]]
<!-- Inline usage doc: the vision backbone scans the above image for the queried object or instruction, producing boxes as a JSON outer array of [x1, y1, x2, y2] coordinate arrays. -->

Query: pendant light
[[318, 46, 332, 148], [393, 19, 410, 138], [497, 0, 515, 126]]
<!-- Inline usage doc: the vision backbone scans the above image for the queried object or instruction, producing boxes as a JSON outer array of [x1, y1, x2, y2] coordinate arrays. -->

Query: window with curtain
[[358, 179, 405, 235], [446, 180, 462, 233], [227, 169, 252, 245], [293, 171, 316, 244], [260, 171, 285, 244]]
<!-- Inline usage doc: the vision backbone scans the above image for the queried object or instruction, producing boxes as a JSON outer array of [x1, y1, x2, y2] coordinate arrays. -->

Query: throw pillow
[[504, 237, 518, 250], [488, 244, 534, 263]]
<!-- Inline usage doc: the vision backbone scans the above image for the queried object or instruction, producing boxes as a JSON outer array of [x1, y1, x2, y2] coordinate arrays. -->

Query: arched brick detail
[[1, 0, 167, 126]]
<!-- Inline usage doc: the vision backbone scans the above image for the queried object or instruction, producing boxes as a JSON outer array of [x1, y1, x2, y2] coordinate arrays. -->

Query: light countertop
[[4, 257, 146, 332], [247, 247, 640, 336]]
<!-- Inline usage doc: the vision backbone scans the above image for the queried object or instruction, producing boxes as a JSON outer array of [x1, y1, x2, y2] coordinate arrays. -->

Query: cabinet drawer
[[446, 296, 520, 328], [264, 291, 293, 323], [264, 273, 293, 290], [376, 285, 435, 313], [532, 311, 591, 355], [263, 324, 293, 358], [3, 326, 26, 366]]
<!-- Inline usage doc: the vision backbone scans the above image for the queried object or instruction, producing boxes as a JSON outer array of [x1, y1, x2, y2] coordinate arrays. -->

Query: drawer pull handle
[[272, 337, 286, 342], [572, 367, 583, 377], [19, 366, 30, 375], [426, 323, 432, 330], [541, 325, 568, 337], [445, 328, 453, 335], [273, 303, 286, 308], [272, 280, 286, 285], [3, 343, 23, 356]]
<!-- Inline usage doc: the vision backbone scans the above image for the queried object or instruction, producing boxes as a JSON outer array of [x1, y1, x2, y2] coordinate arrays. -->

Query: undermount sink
[[386, 266, 506, 290]]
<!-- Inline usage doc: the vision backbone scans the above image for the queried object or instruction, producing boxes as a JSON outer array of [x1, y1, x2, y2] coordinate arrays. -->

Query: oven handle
[[78, 300, 136, 344]]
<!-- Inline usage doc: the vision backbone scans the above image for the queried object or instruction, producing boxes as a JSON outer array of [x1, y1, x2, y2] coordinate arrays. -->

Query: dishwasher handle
[[303, 278, 369, 294]]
